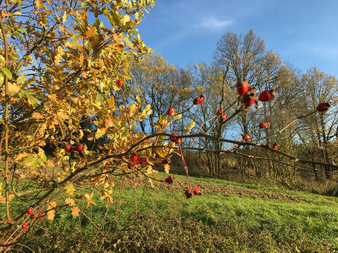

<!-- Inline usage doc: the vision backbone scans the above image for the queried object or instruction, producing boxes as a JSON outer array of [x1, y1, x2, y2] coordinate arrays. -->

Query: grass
[[2, 171, 338, 252]]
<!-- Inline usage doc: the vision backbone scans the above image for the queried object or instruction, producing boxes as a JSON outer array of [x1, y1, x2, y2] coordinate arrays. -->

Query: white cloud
[[194, 17, 233, 31]]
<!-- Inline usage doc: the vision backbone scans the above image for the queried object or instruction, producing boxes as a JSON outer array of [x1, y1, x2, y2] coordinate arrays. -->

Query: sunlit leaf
[[7, 82, 20, 94], [84, 192, 97, 208], [2, 67, 12, 79], [72, 206, 80, 217], [17, 75, 26, 85], [65, 197, 75, 206], [65, 183, 75, 195]]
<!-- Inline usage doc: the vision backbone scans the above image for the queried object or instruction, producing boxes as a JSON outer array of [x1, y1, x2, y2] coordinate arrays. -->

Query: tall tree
[[126, 53, 194, 134], [295, 67, 338, 179]]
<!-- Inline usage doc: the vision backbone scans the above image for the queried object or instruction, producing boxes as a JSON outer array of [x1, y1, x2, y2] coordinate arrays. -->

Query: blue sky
[[136, 0, 338, 77]]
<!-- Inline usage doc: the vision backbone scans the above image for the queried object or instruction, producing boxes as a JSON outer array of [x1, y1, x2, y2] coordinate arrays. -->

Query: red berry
[[76, 145, 83, 151], [259, 122, 269, 128], [164, 175, 174, 184], [199, 95, 205, 103], [170, 133, 178, 143], [118, 79, 123, 87], [216, 109, 224, 115], [219, 114, 227, 122], [193, 188, 202, 195], [130, 152, 138, 163], [193, 98, 200, 105], [243, 134, 251, 141], [272, 143, 278, 151], [161, 158, 169, 164], [236, 80, 249, 96], [185, 189, 194, 198], [30, 215, 35, 219], [241, 92, 256, 107], [137, 157, 148, 165], [27, 207, 33, 215], [65, 144, 73, 152], [22, 224, 28, 229], [316, 102, 331, 112], [258, 89, 276, 102], [167, 107, 174, 115]]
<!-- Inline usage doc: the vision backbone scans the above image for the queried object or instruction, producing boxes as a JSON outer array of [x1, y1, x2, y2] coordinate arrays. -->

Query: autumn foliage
[[0, 0, 336, 250]]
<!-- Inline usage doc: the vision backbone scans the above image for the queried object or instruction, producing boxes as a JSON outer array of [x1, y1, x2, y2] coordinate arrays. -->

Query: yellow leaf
[[57, 110, 69, 120], [85, 27, 97, 38], [36, 0, 43, 8], [48, 94, 57, 101], [174, 114, 182, 120], [1, 11, 12, 18], [152, 123, 162, 129], [164, 164, 170, 173], [122, 15, 130, 25], [65, 183, 75, 195], [0, 194, 14, 203], [62, 11, 67, 24], [65, 197, 75, 207], [129, 104, 137, 116], [47, 201, 57, 220], [46, 159, 54, 167], [99, 191, 113, 203], [7, 82, 20, 95], [32, 112, 44, 119], [72, 206, 80, 217], [55, 46, 63, 65], [15, 152, 30, 162], [106, 117, 114, 127], [189, 120, 195, 130], [84, 192, 97, 208], [79, 54, 84, 65]]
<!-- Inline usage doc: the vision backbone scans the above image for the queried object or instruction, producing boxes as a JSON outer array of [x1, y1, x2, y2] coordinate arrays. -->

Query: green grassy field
[[3, 172, 338, 252]]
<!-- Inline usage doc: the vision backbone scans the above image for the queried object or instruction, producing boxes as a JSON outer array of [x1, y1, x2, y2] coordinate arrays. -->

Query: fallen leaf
[[72, 206, 80, 217], [65, 197, 75, 206]]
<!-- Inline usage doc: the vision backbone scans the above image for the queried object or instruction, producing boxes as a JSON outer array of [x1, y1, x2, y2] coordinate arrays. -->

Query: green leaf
[[148, 177, 154, 188], [0, 55, 5, 62], [19, 90, 26, 99], [94, 18, 101, 34], [10, 0, 22, 8], [23, 155, 41, 170], [26, 92, 40, 105], [2, 67, 12, 80], [122, 128, 129, 137], [17, 28, 27, 34], [12, 31, 24, 39], [17, 75, 26, 85]]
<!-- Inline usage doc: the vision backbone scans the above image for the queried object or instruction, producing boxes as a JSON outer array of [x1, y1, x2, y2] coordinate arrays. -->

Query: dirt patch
[[125, 177, 320, 204]]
